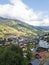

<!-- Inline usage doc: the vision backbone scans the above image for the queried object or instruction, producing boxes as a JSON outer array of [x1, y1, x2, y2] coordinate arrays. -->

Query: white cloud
[[0, 0, 49, 26], [41, 17, 49, 26]]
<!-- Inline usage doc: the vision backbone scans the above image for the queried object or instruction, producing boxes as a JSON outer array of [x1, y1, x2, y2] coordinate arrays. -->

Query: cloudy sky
[[0, 0, 49, 26]]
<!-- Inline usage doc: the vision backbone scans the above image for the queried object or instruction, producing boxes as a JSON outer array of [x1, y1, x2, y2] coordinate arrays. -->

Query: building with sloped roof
[[28, 59, 40, 65], [36, 40, 49, 51]]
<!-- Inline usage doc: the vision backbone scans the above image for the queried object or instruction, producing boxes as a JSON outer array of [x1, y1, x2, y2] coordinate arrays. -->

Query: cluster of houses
[[0, 33, 49, 51], [0, 34, 37, 45], [0, 33, 49, 65]]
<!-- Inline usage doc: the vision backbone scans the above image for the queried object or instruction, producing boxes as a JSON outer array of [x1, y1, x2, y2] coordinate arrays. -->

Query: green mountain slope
[[0, 19, 46, 38], [0, 25, 20, 37]]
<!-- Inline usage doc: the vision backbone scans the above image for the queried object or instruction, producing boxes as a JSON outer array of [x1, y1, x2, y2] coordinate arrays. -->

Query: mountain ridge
[[0, 17, 49, 30], [0, 17, 49, 38]]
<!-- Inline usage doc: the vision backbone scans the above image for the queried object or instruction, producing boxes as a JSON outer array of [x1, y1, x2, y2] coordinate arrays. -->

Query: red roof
[[38, 52, 45, 58]]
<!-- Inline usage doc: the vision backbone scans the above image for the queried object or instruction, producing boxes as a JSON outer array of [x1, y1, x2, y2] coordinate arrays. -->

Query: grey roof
[[44, 60, 49, 65], [29, 59, 40, 65], [38, 40, 49, 48]]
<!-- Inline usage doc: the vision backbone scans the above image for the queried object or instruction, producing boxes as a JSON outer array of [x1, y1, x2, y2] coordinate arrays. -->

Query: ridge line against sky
[[0, 0, 49, 26]]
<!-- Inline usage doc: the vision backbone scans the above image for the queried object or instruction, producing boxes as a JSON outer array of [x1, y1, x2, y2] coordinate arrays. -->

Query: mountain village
[[0, 32, 49, 65]]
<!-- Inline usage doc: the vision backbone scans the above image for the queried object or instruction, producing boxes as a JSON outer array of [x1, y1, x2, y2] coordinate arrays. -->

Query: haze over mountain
[[0, 17, 49, 30]]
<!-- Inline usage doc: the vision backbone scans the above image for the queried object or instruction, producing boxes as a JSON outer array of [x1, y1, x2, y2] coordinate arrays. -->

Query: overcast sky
[[0, 0, 49, 26]]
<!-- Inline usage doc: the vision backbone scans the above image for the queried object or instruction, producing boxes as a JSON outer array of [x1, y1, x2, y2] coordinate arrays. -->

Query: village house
[[20, 44, 27, 51], [5, 34, 17, 40], [36, 40, 49, 51], [5, 41, 10, 45], [0, 37, 4, 41]]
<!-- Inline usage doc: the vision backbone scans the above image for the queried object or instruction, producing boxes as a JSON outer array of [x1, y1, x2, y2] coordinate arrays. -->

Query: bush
[[0, 45, 26, 65]]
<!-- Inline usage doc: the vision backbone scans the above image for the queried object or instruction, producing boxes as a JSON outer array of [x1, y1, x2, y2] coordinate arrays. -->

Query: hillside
[[0, 17, 48, 38], [0, 25, 23, 38], [0, 20, 37, 38]]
